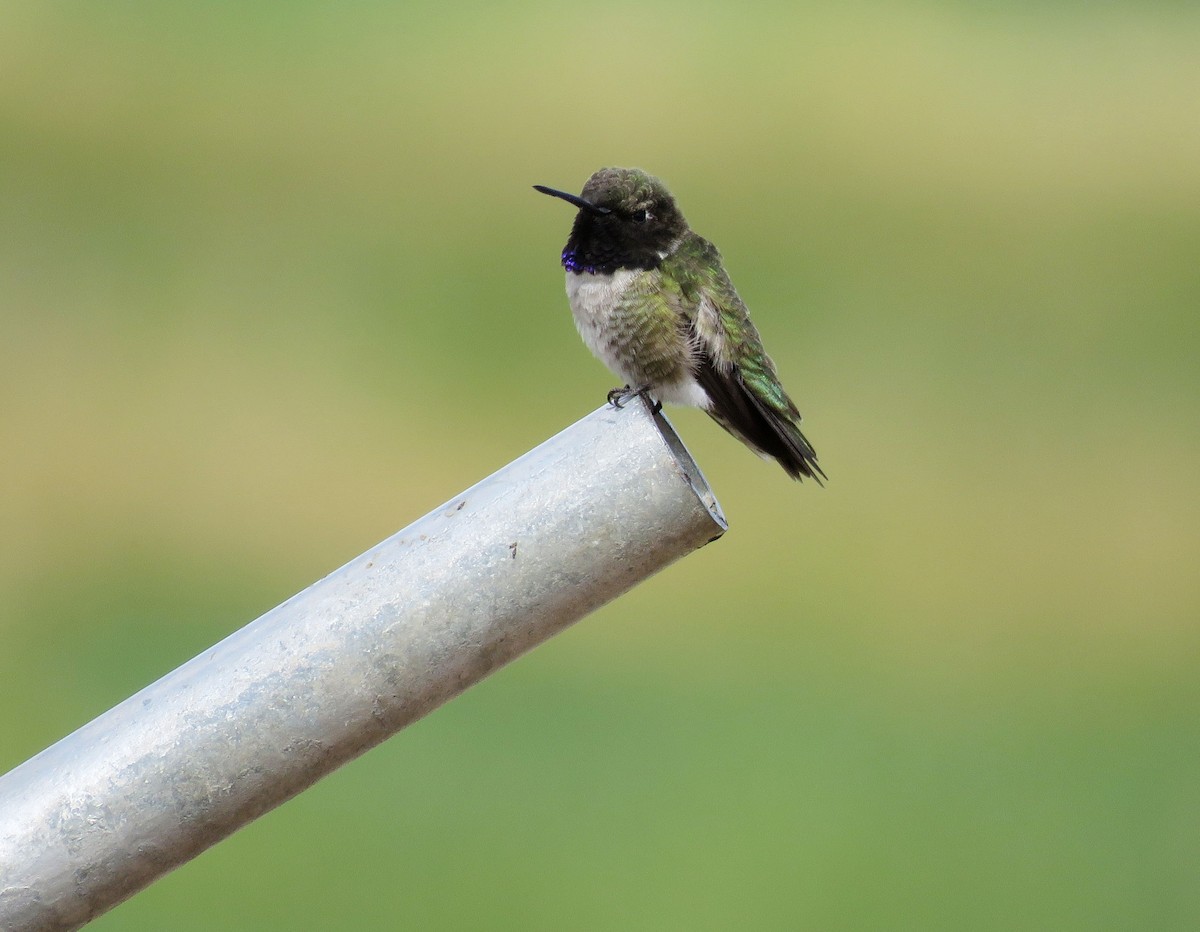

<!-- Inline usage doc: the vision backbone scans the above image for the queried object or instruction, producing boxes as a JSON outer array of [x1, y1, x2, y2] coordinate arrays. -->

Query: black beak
[[533, 184, 611, 216]]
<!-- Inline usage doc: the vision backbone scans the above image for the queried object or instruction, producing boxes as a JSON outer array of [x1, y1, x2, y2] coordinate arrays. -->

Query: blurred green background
[[2, 2, 1198, 928]]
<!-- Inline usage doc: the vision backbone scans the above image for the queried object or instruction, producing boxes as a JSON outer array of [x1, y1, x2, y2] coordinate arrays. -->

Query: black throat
[[561, 215, 664, 276]]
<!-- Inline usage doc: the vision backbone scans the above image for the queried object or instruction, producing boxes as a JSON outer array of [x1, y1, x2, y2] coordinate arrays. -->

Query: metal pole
[[0, 398, 726, 931]]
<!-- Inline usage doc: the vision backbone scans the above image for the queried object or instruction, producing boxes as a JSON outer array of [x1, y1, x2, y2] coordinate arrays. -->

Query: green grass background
[[2, 2, 1197, 928]]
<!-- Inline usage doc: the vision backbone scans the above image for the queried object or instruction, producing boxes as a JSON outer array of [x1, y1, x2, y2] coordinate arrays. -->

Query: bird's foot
[[607, 385, 659, 413], [606, 385, 633, 408]]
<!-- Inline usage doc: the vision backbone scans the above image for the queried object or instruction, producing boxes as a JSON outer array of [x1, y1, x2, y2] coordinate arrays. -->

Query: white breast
[[565, 269, 639, 381], [563, 268, 712, 410]]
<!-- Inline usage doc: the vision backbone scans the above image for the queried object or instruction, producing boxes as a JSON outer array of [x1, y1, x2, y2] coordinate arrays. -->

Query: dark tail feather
[[747, 394, 826, 483], [695, 358, 825, 483]]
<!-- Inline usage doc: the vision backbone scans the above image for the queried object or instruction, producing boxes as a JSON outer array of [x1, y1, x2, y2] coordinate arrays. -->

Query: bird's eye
[[631, 208, 650, 223]]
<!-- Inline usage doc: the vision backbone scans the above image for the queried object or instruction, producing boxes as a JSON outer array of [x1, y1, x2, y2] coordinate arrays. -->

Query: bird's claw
[[607, 385, 632, 408], [607, 385, 659, 412]]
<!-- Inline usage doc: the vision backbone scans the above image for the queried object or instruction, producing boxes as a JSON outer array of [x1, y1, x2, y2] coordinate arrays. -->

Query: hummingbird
[[534, 167, 824, 482]]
